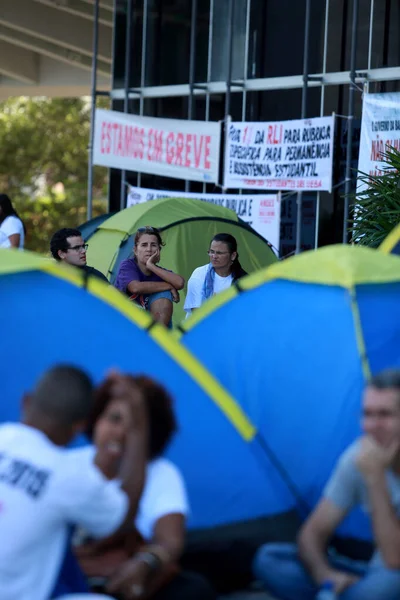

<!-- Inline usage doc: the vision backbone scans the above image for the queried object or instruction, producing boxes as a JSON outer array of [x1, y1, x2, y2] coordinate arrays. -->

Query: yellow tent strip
[[379, 223, 400, 254], [349, 286, 371, 381], [179, 285, 238, 335], [150, 325, 256, 441]]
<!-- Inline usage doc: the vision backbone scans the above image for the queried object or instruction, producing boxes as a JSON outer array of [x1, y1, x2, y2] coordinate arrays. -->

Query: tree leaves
[[0, 97, 109, 253]]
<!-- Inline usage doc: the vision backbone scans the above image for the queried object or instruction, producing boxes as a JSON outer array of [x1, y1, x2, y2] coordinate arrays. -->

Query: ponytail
[[231, 256, 247, 281]]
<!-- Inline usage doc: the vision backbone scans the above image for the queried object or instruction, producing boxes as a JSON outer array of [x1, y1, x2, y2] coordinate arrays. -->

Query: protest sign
[[93, 109, 221, 183], [358, 93, 400, 190], [224, 116, 334, 192]]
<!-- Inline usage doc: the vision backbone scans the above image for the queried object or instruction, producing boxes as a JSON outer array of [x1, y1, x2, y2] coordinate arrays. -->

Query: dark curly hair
[[50, 228, 82, 260], [88, 374, 177, 459]]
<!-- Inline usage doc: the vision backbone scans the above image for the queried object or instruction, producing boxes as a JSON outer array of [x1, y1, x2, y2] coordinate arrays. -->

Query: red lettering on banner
[[147, 128, 153, 161], [112, 123, 119, 154], [204, 136, 211, 169], [266, 125, 282, 145], [166, 132, 175, 164], [193, 135, 203, 168], [153, 130, 163, 162], [136, 127, 145, 159], [176, 133, 184, 166], [101, 121, 109, 153], [185, 134, 193, 167]]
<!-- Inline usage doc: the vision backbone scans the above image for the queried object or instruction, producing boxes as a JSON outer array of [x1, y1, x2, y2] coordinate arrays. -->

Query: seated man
[[253, 369, 400, 600], [0, 365, 148, 600], [50, 228, 108, 283]]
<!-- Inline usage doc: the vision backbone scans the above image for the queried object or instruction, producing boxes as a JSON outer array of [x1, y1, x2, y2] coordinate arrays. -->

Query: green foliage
[[0, 96, 110, 253], [350, 147, 400, 247]]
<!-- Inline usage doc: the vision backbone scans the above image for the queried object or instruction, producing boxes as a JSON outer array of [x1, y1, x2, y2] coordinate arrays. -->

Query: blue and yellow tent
[[379, 223, 400, 255], [179, 245, 400, 543], [0, 249, 295, 535]]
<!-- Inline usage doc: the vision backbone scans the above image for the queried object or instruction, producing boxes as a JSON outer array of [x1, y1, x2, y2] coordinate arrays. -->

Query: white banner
[[127, 186, 281, 252], [93, 109, 221, 183], [358, 93, 400, 189], [224, 116, 335, 192]]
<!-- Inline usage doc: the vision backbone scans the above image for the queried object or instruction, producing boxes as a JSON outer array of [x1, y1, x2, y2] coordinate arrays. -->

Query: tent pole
[[87, 0, 100, 221], [137, 0, 149, 189], [225, 0, 235, 125], [120, 0, 133, 211], [185, 0, 198, 193], [342, 0, 359, 243], [295, 0, 311, 254]]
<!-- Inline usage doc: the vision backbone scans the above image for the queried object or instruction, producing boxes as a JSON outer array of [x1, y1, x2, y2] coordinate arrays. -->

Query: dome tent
[[179, 245, 400, 548], [0, 248, 295, 536], [83, 197, 277, 324], [78, 212, 115, 241]]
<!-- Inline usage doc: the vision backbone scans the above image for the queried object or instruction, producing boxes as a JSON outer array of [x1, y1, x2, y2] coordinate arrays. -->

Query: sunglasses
[[136, 226, 159, 234]]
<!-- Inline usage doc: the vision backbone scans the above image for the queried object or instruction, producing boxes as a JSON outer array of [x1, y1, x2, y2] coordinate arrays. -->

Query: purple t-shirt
[[114, 258, 166, 309]]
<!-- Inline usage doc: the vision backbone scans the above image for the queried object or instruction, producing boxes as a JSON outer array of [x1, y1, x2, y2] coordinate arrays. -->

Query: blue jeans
[[147, 291, 173, 329], [253, 543, 400, 600]]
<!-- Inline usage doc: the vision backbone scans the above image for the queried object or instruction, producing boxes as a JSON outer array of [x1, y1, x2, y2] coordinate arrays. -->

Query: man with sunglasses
[[50, 228, 108, 283]]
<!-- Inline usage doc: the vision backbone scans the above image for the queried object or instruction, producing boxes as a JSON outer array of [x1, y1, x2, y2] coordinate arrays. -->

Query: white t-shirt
[[75, 447, 189, 541], [184, 264, 233, 317], [0, 423, 128, 600], [0, 215, 24, 249]]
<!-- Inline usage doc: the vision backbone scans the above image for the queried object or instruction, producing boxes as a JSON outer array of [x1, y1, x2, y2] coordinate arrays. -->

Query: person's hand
[[171, 288, 180, 303], [356, 435, 398, 481], [322, 569, 360, 594], [106, 557, 150, 599], [104, 372, 147, 431], [146, 251, 160, 270]]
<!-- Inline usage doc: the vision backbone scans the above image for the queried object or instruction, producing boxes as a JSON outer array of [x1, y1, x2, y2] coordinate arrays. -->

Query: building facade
[[109, 0, 400, 255]]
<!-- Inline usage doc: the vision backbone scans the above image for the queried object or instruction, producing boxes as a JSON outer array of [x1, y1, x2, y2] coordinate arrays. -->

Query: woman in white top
[[184, 233, 248, 317], [0, 194, 25, 249], [73, 375, 216, 600]]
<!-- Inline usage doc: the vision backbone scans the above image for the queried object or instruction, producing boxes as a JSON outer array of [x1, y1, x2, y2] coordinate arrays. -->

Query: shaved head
[[31, 365, 94, 425]]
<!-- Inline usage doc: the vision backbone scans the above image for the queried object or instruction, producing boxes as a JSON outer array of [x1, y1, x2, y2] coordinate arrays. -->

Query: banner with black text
[[224, 116, 334, 192]]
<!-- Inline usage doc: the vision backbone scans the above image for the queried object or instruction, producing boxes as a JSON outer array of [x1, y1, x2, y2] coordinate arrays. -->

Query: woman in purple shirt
[[115, 226, 185, 327]]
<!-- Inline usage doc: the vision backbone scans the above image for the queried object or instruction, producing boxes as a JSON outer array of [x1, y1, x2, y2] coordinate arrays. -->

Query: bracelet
[[135, 551, 162, 572]]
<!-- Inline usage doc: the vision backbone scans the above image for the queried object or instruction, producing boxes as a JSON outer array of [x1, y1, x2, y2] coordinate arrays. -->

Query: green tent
[[85, 197, 277, 324]]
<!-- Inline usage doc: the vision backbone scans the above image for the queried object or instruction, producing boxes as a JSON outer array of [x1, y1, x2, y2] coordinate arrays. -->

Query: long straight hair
[[0, 194, 26, 234], [211, 233, 247, 281]]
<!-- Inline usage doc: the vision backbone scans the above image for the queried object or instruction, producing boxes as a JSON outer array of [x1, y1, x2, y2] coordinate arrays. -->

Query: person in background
[[114, 226, 184, 328], [74, 374, 216, 600], [50, 228, 109, 283], [0, 193, 25, 249], [0, 365, 148, 600], [253, 369, 400, 600], [184, 233, 247, 318]]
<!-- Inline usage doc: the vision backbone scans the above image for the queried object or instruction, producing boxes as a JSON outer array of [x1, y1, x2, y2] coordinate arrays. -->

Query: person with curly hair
[[72, 375, 216, 600]]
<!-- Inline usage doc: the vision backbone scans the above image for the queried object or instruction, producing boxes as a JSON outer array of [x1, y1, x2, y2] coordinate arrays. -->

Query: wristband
[[135, 550, 162, 572]]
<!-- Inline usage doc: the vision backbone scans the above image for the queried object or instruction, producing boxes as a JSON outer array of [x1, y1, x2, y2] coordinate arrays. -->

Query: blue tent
[[179, 245, 400, 544], [0, 249, 294, 535]]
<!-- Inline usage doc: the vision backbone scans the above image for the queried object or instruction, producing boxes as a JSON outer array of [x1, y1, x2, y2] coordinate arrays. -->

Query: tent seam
[[349, 284, 371, 381]]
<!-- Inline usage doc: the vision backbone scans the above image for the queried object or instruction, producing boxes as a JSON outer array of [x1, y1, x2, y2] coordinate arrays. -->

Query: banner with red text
[[358, 93, 400, 191], [224, 116, 334, 192], [127, 186, 281, 252], [93, 109, 221, 183]]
